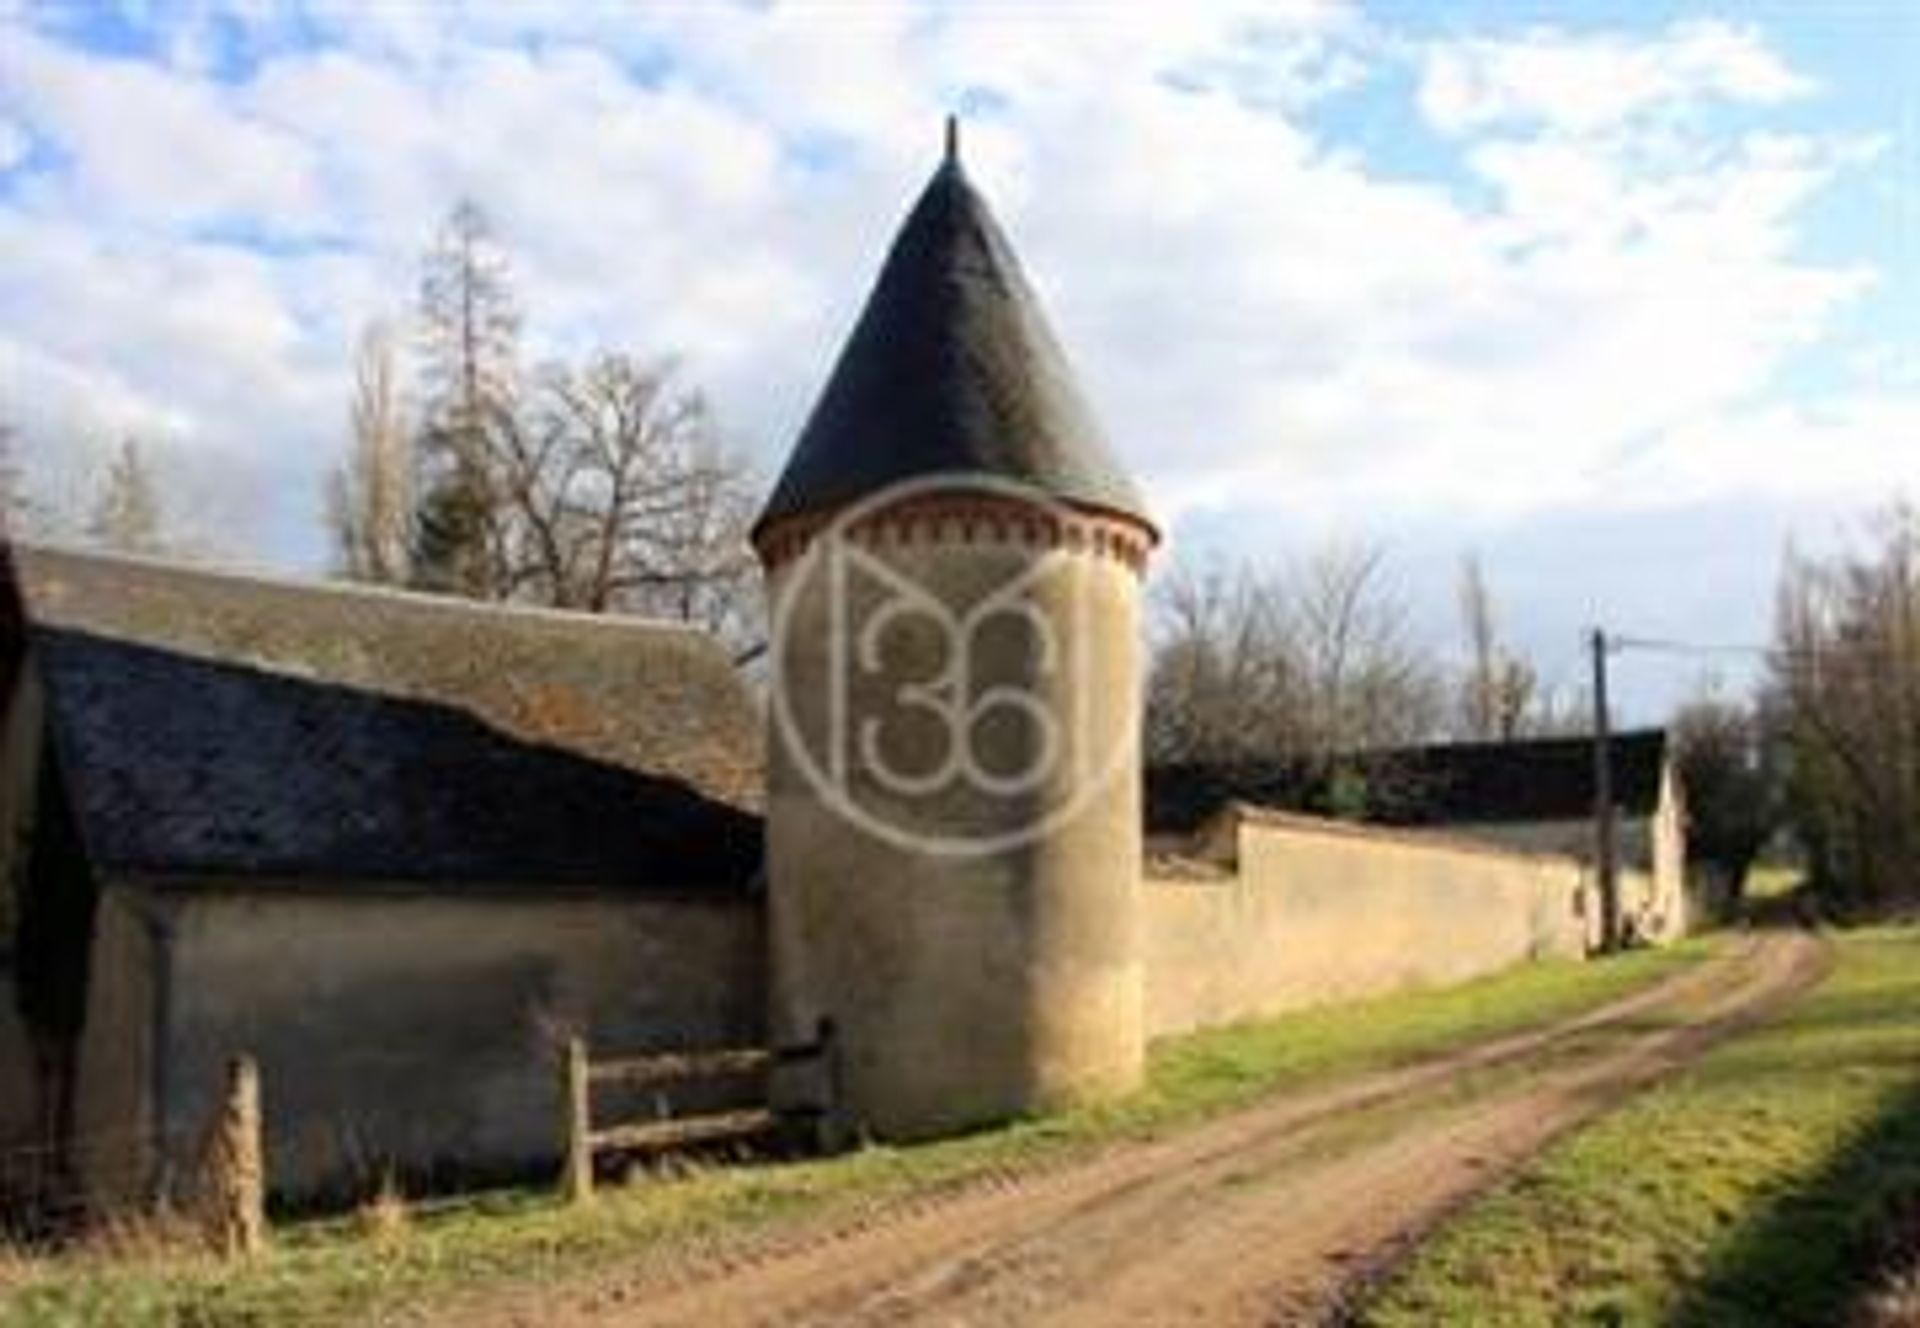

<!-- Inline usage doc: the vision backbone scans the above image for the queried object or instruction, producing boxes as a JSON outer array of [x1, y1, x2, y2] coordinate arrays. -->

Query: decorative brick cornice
[[754, 492, 1159, 575]]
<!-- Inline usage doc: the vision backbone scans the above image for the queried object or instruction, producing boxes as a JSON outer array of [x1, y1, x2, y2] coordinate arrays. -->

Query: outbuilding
[[0, 544, 765, 1205]]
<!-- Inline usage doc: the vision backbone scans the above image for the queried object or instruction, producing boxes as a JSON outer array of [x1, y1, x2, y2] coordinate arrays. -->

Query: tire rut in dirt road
[[1043, 928, 1828, 1328], [455, 932, 1828, 1328]]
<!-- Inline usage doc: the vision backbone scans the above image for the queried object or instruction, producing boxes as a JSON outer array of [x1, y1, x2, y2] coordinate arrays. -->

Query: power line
[[1608, 634, 1920, 666], [1608, 634, 1772, 659]]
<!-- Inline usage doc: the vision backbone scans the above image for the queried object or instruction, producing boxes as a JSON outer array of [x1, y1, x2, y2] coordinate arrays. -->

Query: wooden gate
[[558, 1019, 838, 1202]]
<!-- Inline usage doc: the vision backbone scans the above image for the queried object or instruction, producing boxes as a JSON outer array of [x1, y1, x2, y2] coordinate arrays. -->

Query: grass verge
[[1357, 926, 1920, 1328], [1744, 865, 1804, 901], [0, 942, 1705, 1327]]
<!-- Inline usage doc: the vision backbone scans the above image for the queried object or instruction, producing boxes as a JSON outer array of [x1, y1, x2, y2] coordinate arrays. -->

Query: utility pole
[[1590, 627, 1620, 953]]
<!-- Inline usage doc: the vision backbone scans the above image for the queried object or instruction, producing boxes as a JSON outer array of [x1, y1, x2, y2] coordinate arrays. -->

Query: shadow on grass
[[1666, 1078, 1920, 1328]]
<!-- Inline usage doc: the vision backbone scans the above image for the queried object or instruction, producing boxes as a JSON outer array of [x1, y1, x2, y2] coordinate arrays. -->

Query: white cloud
[[0, 116, 28, 171], [1, 26, 321, 229], [984, 32, 1864, 529], [1610, 390, 1920, 509], [1418, 19, 1814, 137], [0, 0, 1894, 600]]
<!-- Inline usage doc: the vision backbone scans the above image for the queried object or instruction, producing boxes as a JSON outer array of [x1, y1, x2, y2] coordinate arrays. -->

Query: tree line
[[1767, 505, 1920, 914], [328, 200, 757, 640], [1146, 504, 1920, 918], [0, 200, 760, 646], [0, 421, 174, 558], [1143, 537, 1798, 911], [1144, 543, 1586, 771]]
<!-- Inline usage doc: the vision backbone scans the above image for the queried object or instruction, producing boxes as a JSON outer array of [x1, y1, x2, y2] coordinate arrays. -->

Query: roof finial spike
[[944, 114, 959, 166]]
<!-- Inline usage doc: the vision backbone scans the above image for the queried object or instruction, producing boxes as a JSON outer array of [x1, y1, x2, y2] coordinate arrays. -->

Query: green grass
[[1743, 865, 1805, 901], [1359, 926, 1920, 1328], [0, 943, 1704, 1328]]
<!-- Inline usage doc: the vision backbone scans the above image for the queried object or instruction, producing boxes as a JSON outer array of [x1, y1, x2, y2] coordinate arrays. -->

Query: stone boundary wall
[[1143, 804, 1592, 1040]]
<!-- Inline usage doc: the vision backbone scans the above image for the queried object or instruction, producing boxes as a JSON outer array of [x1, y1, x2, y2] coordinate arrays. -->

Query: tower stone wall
[[763, 495, 1150, 1139]]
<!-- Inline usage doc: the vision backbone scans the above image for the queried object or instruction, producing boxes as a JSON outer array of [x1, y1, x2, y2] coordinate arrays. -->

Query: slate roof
[[755, 132, 1152, 536], [1147, 731, 1670, 838], [7, 545, 764, 892]]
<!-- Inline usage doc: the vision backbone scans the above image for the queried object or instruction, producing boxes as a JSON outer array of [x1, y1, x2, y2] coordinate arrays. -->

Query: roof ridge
[[1361, 729, 1668, 755], [16, 541, 725, 643]]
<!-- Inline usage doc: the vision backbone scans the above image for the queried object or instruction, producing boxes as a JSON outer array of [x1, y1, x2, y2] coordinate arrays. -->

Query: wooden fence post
[[201, 1055, 265, 1258], [560, 1037, 593, 1204]]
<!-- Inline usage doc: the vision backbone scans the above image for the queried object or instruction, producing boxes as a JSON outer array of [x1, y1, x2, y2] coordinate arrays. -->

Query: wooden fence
[[559, 1019, 838, 1202]]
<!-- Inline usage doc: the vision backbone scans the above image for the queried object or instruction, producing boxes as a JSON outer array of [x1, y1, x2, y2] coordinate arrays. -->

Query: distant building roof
[[1147, 730, 1670, 838], [7, 545, 764, 893], [755, 129, 1152, 537]]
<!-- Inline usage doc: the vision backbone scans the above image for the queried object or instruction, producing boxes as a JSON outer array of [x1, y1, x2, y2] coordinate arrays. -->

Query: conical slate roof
[[756, 131, 1152, 536]]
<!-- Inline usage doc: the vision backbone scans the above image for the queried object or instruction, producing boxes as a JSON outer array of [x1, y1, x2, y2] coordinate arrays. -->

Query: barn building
[[0, 545, 765, 1203]]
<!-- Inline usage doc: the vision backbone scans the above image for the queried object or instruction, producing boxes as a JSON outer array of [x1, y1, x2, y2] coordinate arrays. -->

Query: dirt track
[[455, 931, 1828, 1328]]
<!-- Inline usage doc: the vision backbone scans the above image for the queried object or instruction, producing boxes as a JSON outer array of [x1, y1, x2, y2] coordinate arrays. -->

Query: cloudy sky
[[1, 0, 1915, 717]]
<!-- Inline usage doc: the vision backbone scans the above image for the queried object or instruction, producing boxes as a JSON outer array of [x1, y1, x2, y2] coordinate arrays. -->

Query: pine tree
[[411, 199, 519, 598], [87, 438, 165, 555], [1455, 554, 1538, 740]]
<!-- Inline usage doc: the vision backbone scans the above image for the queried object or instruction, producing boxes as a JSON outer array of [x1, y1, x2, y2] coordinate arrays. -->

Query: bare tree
[[0, 415, 22, 539], [86, 438, 166, 555], [1455, 553, 1538, 740], [1459, 553, 1499, 737], [412, 198, 520, 598], [1771, 505, 1920, 913], [1146, 542, 1444, 771], [0, 410, 53, 542], [396, 202, 757, 638], [1523, 678, 1594, 738], [1145, 558, 1298, 764], [496, 353, 757, 633], [1292, 541, 1444, 757], [328, 323, 413, 584]]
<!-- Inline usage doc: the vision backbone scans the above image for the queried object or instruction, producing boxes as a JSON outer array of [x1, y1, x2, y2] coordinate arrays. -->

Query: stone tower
[[753, 124, 1158, 1142]]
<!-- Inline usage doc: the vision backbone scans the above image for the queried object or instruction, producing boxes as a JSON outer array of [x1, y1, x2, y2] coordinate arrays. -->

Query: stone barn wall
[[73, 887, 157, 1203], [81, 883, 764, 1205], [0, 987, 32, 1171], [0, 663, 43, 1166], [1143, 808, 1591, 1040]]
